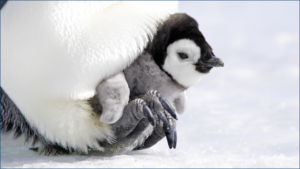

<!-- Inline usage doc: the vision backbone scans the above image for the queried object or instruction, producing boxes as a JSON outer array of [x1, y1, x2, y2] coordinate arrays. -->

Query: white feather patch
[[1, 1, 178, 152], [163, 39, 206, 88]]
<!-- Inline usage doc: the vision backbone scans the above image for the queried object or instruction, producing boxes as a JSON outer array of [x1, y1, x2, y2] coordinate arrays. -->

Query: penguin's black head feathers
[[147, 13, 223, 74]]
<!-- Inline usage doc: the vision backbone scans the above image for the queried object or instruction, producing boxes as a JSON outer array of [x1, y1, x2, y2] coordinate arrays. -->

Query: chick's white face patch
[[163, 39, 206, 87]]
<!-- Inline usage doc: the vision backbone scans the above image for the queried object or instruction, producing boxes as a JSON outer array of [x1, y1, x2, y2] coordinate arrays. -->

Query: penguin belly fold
[[1, 1, 178, 153]]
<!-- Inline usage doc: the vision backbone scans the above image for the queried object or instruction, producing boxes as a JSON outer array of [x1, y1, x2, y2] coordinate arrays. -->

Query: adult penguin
[[1, 1, 224, 155], [1, 1, 178, 154]]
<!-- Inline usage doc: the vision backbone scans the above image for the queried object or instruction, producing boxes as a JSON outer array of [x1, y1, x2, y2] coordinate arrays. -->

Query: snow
[[1, 1, 299, 168]]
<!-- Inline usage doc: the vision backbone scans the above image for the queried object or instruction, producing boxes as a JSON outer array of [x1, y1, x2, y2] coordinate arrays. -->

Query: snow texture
[[1, 1, 299, 168]]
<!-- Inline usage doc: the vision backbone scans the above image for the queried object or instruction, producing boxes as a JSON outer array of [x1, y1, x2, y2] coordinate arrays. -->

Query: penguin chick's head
[[147, 13, 224, 88]]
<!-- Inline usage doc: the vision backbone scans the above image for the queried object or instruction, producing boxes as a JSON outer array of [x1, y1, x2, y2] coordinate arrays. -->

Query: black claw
[[174, 131, 177, 149], [166, 132, 174, 149], [157, 111, 170, 130], [143, 105, 156, 126], [29, 147, 39, 152], [162, 110, 176, 149], [159, 97, 177, 120], [165, 119, 175, 149]]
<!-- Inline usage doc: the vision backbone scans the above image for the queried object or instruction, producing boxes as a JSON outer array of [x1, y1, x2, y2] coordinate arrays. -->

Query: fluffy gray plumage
[[95, 51, 187, 125], [124, 52, 186, 100]]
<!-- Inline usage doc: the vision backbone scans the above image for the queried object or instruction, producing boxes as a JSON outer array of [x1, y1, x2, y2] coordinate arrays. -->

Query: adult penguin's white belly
[[1, 1, 178, 152]]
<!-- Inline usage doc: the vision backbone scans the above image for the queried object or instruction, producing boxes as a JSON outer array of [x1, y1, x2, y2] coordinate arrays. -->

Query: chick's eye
[[178, 52, 189, 60]]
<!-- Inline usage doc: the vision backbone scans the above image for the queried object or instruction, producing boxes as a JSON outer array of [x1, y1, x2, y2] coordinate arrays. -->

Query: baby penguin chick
[[96, 13, 223, 132], [94, 14, 224, 150]]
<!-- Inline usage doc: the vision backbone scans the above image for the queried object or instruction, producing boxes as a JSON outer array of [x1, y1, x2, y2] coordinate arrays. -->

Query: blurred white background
[[1, 1, 299, 168]]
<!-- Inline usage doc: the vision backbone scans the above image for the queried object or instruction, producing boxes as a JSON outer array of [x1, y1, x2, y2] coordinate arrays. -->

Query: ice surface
[[1, 1, 299, 168]]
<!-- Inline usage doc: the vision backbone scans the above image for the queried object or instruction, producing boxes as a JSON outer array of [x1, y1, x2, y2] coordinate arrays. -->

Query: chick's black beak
[[203, 56, 224, 67]]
